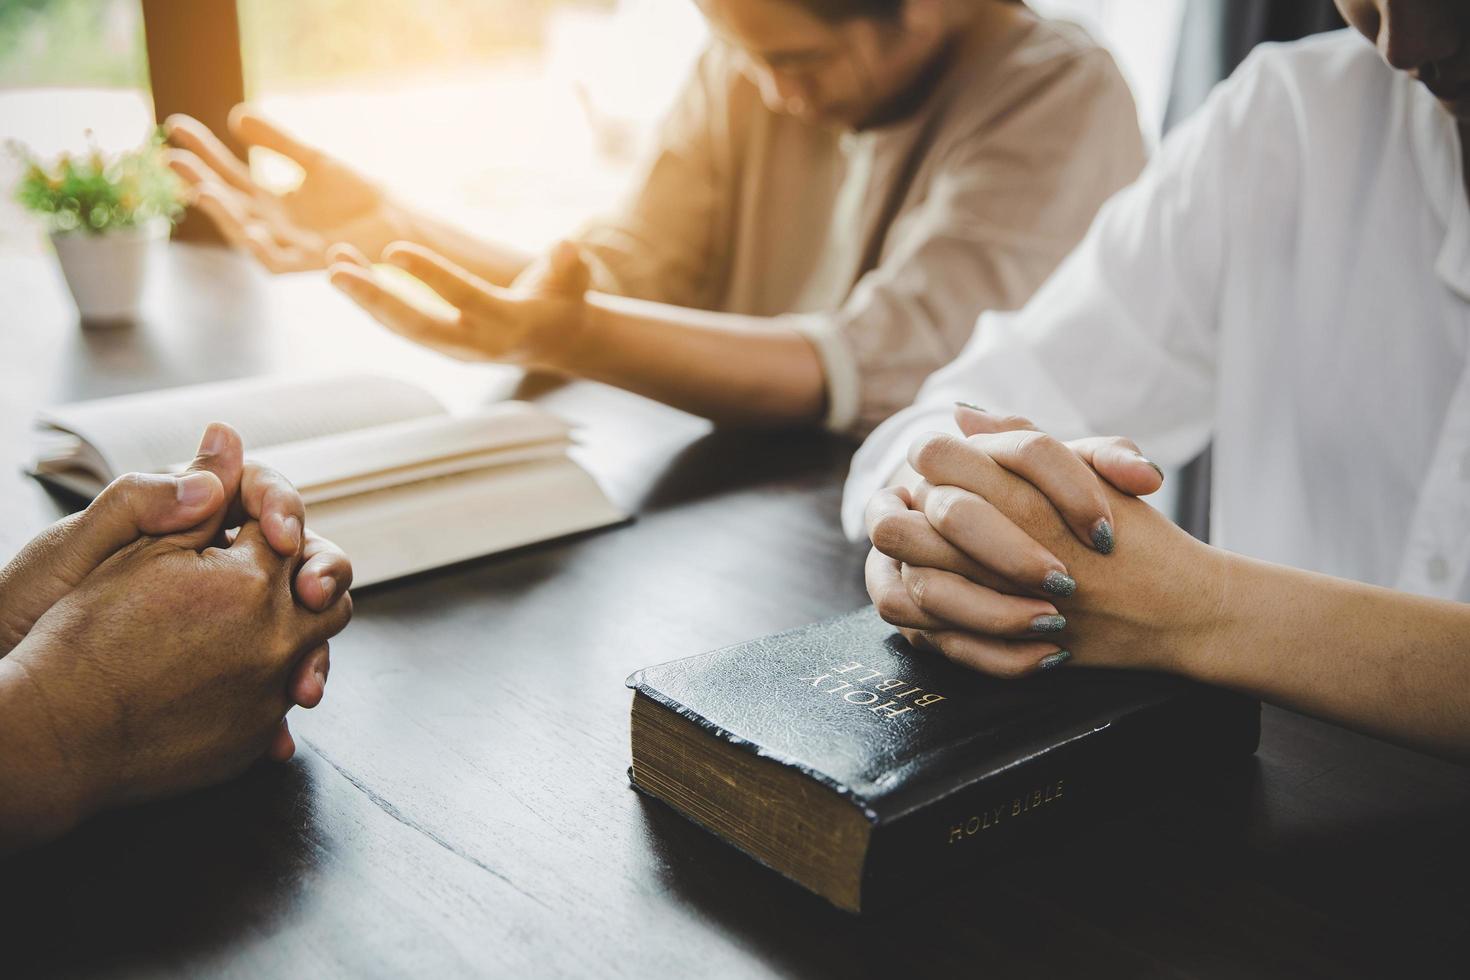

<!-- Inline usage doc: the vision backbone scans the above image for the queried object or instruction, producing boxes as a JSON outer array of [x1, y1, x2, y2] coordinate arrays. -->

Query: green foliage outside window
[[239, 0, 614, 92], [0, 0, 149, 89], [0, 0, 614, 94]]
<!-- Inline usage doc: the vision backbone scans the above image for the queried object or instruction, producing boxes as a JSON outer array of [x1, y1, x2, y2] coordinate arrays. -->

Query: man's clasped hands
[[0, 423, 353, 851]]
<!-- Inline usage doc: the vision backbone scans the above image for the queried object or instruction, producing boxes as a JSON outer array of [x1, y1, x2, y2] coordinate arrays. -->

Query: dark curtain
[[1166, 0, 1345, 126], [1163, 0, 1345, 540]]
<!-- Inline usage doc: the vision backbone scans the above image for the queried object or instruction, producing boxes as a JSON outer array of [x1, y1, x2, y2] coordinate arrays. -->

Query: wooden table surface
[[1, 245, 1467, 979]]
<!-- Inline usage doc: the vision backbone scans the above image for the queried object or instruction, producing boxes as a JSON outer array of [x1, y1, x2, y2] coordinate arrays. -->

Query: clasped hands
[[865, 405, 1222, 679], [0, 424, 352, 846]]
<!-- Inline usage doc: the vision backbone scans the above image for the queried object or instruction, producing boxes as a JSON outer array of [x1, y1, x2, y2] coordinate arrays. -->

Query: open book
[[30, 374, 626, 587]]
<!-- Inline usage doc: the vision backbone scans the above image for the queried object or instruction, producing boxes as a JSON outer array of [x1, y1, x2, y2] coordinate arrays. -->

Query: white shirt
[[842, 31, 1470, 604]]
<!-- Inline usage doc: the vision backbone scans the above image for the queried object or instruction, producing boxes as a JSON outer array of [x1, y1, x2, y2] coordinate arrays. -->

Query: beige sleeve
[[786, 48, 1149, 436], [572, 47, 738, 311]]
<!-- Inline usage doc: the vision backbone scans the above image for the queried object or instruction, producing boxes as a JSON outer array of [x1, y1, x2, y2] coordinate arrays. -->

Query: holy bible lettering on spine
[[627, 608, 1259, 913]]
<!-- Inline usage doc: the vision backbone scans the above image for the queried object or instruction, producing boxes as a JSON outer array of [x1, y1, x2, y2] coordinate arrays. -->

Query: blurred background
[[0, 0, 1186, 256]]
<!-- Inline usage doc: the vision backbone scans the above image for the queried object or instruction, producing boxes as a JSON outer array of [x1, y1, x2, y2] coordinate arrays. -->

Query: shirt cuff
[[571, 245, 628, 297], [784, 313, 861, 434]]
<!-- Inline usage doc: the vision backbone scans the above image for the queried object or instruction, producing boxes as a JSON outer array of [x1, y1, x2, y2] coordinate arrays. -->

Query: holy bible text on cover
[[627, 607, 1260, 913]]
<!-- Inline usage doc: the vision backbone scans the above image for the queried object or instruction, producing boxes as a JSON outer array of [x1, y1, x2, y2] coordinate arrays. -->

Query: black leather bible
[[627, 607, 1260, 913]]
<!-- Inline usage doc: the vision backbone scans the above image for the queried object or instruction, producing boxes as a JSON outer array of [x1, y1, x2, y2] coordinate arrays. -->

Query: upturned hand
[[165, 106, 397, 272], [326, 239, 593, 370]]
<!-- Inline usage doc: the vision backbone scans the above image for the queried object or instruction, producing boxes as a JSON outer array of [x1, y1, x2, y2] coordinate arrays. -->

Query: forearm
[[0, 652, 89, 853], [1180, 551, 1470, 760], [563, 294, 828, 426], [385, 198, 531, 287]]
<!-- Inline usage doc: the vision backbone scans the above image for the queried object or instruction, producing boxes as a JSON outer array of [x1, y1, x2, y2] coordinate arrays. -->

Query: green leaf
[[10, 130, 183, 235]]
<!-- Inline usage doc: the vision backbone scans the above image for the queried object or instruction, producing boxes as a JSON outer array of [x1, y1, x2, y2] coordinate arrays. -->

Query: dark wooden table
[[1, 244, 1467, 979]]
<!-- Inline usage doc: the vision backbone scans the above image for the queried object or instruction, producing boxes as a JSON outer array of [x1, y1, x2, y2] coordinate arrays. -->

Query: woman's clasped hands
[[864, 404, 1227, 680]]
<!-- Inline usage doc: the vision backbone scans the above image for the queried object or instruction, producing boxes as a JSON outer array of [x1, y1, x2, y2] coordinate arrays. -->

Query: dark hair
[[785, 0, 1023, 25], [785, 0, 905, 23]]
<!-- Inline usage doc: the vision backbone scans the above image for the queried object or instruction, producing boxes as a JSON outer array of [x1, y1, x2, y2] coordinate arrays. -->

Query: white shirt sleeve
[[840, 50, 1284, 540]]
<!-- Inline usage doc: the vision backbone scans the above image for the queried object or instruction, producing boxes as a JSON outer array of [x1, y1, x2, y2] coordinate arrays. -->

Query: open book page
[[35, 374, 446, 483], [30, 375, 627, 582], [245, 403, 574, 504], [306, 455, 627, 587]]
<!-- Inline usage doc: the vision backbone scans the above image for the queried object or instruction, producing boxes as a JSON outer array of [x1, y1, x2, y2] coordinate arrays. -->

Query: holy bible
[[628, 607, 1260, 914]]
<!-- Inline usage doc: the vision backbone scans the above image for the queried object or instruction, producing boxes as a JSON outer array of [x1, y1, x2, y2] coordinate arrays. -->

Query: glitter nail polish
[[1030, 614, 1067, 633], [1038, 650, 1072, 671], [1042, 570, 1076, 597], [1091, 519, 1114, 555]]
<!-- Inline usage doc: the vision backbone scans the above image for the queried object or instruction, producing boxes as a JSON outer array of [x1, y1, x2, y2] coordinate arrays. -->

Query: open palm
[[166, 106, 396, 272]]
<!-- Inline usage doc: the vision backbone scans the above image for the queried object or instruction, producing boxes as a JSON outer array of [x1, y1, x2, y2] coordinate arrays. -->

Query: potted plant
[[11, 131, 183, 325]]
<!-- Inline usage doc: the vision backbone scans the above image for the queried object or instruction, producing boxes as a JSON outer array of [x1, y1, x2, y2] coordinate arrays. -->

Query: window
[[0, 0, 156, 251], [236, 0, 706, 252], [1, 1, 1184, 255], [1030, 0, 1187, 142]]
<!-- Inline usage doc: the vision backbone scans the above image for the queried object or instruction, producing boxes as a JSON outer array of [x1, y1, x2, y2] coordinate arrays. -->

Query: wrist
[[371, 195, 417, 255], [533, 294, 604, 378], [1149, 538, 1235, 681], [380, 194, 413, 240], [1080, 523, 1231, 677], [0, 647, 99, 848]]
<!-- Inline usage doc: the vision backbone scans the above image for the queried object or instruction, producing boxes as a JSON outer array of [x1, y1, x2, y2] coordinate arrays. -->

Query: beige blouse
[[574, 14, 1147, 435]]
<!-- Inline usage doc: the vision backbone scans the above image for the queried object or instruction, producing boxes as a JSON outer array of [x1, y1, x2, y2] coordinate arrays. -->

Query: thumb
[[541, 241, 591, 296], [1069, 436, 1165, 498], [954, 404, 1163, 499], [164, 422, 246, 550], [80, 469, 227, 552], [954, 403, 1039, 437], [228, 104, 323, 170], [0, 468, 225, 653]]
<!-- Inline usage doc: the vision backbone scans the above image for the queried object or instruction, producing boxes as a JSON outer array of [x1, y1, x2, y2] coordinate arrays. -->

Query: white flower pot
[[49, 219, 168, 325]]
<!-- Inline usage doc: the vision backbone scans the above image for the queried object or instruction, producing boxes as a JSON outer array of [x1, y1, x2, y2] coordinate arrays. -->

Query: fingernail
[[1042, 570, 1077, 597], [954, 401, 985, 412], [1091, 519, 1115, 555], [1030, 614, 1066, 633], [175, 471, 215, 506], [280, 514, 302, 551], [199, 422, 227, 457], [1038, 650, 1072, 671], [317, 573, 336, 604], [1139, 455, 1165, 482], [314, 664, 327, 688]]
